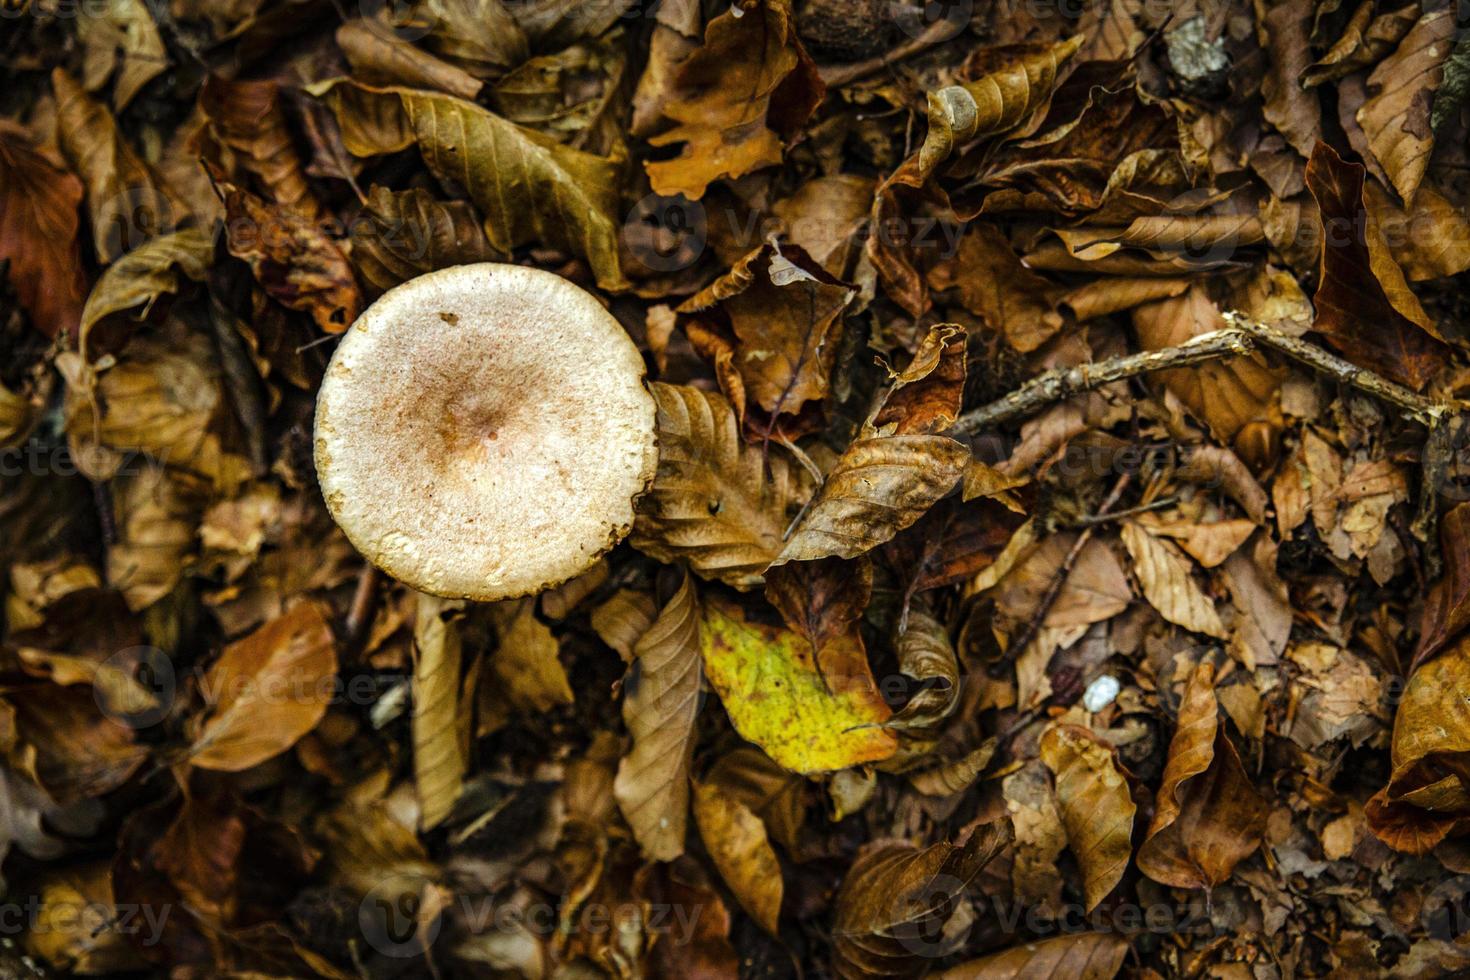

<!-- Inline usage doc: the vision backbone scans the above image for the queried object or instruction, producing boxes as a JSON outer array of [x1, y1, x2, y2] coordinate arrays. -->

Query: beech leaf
[[776, 434, 970, 564], [189, 601, 338, 772], [1039, 724, 1135, 911], [614, 574, 701, 861], [700, 594, 896, 774], [630, 383, 807, 589]]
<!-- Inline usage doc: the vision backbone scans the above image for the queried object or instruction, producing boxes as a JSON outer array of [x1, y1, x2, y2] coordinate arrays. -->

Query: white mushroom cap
[[314, 263, 658, 601]]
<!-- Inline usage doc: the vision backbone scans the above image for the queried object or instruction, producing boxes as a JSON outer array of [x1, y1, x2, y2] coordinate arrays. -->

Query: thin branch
[[951, 312, 1458, 437], [950, 329, 1256, 436], [818, 17, 964, 88]]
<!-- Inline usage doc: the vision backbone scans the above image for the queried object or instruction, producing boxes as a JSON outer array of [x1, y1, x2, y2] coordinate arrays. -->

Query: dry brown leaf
[[614, 574, 701, 861], [926, 227, 1062, 352], [908, 740, 997, 797], [62, 326, 254, 495], [1039, 724, 1135, 911], [189, 601, 339, 771], [890, 35, 1085, 190], [0, 122, 88, 339], [589, 588, 657, 663], [201, 76, 321, 218], [314, 80, 627, 290], [679, 242, 854, 416], [1137, 660, 1267, 888], [691, 778, 782, 936], [702, 746, 804, 852], [6, 687, 147, 804], [938, 931, 1130, 979], [74, 0, 168, 111], [53, 68, 172, 263], [777, 434, 969, 564], [1254, 0, 1321, 157], [414, 0, 528, 78], [219, 185, 361, 333], [481, 596, 573, 731], [887, 607, 959, 731], [1304, 1, 1418, 88], [336, 20, 484, 101], [832, 819, 1013, 979], [875, 323, 968, 435], [645, 0, 822, 199], [631, 383, 806, 588], [1120, 521, 1226, 639], [411, 593, 467, 829], [1364, 180, 1470, 281], [1063, 276, 1191, 321], [78, 226, 214, 355], [349, 185, 498, 297], [1356, 7, 1455, 205], [764, 555, 872, 655], [1306, 141, 1447, 389]]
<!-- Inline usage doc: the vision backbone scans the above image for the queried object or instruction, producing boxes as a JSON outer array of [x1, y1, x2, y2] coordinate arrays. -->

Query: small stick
[[819, 17, 965, 88], [343, 565, 381, 657], [951, 313, 1456, 437], [989, 472, 1133, 678]]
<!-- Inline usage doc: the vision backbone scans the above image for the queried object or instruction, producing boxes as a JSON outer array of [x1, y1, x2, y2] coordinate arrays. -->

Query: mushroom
[[314, 263, 658, 601]]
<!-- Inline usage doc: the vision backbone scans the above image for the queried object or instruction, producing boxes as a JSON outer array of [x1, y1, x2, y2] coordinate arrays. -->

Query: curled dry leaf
[[336, 20, 484, 101], [1356, 8, 1455, 205], [613, 574, 701, 861], [589, 588, 657, 662], [700, 594, 896, 773], [1305, 141, 1448, 390], [679, 242, 855, 416], [200, 76, 321, 218], [1303, 1, 1418, 88], [314, 80, 627, 290], [349, 185, 498, 296], [78, 226, 214, 355], [0, 122, 88, 339], [1120, 520, 1227, 639], [887, 607, 959, 730], [691, 778, 782, 935], [1369, 634, 1470, 853], [831, 818, 1013, 980], [938, 931, 1130, 979], [777, 434, 970, 564], [908, 739, 997, 797], [411, 593, 467, 829], [219, 185, 361, 333], [644, 0, 822, 199], [52, 68, 172, 263], [874, 323, 968, 435], [630, 383, 806, 589], [891, 35, 1085, 189], [189, 600, 339, 772], [1137, 660, 1267, 887], [1039, 724, 1135, 911]]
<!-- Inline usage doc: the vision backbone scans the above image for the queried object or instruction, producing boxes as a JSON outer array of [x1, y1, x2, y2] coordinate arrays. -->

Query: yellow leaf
[[699, 594, 895, 773]]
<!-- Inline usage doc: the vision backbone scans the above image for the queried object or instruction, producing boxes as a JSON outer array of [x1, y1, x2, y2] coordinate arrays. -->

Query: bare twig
[[950, 329, 1257, 436], [818, 17, 965, 88], [951, 313, 1457, 437], [989, 472, 1133, 678]]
